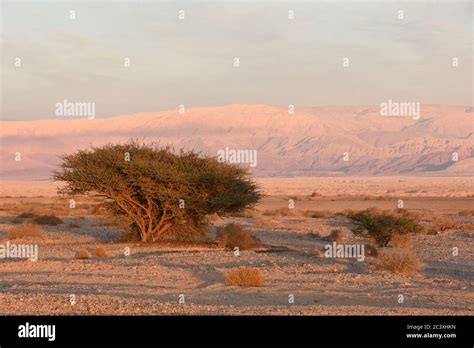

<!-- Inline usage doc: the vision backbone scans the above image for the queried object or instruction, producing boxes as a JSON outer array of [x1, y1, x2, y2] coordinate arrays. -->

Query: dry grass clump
[[68, 222, 81, 228], [429, 216, 458, 232], [32, 215, 64, 226], [262, 207, 302, 217], [364, 244, 378, 257], [458, 210, 474, 217], [307, 210, 334, 219], [374, 250, 422, 274], [8, 223, 44, 239], [216, 223, 259, 250], [17, 212, 37, 219], [325, 229, 344, 242], [11, 217, 24, 225], [92, 246, 108, 257], [74, 250, 89, 259], [310, 191, 323, 198], [253, 216, 279, 229], [307, 231, 321, 238], [224, 267, 264, 287], [388, 234, 412, 248]]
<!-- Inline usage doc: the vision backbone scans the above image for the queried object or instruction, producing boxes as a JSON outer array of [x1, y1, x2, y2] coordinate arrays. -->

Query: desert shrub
[[216, 223, 259, 250], [348, 208, 422, 247], [307, 231, 321, 238], [33, 215, 64, 226], [364, 244, 378, 257], [17, 212, 37, 219], [68, 222, 81, 228], [308, 210, 333, 219], [11, 217, 23, 225], [325, 229, 344, 242], [458, 210, 474, 217], [75, 250, 89, 259], [310, 191, 322, 198], [429, 216, 457, 232], [225, 267, 264, 287], [92, 246, 108, 257], [8, 223, 43, 239], [461, 223, 474, 231], [389, 234, 412, 248], [262, 207, 302, 217], [253, 216, 278, 229], [374, 250, 422, 274], [53, 141, 262, 242]]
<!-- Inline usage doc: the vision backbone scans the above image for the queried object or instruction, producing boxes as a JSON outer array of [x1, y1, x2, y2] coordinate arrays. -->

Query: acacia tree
[[53, 141, 262, 242]]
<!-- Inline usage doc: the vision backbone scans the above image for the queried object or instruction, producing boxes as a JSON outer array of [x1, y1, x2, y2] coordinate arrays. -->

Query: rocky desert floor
[[0, 177, 472, 315]]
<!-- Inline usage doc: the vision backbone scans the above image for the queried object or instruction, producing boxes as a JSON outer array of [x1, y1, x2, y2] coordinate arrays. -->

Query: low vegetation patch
[[348, 208, 422, 247], [75, 250, 89, 259], [17, 212, 37, 219], [32, 215, 64, 226], [429, 216, 458, 233], [325, 229, 344, 242], [307, 210, 334, 219], [216, 223, 259, 250], [92, 246, 108, 257], [225, 267, 264, 287], [388, 234, 412, 248], [8, 223, 43, 239], [374, 250, 422, 274], [262, 207, 303, 217]]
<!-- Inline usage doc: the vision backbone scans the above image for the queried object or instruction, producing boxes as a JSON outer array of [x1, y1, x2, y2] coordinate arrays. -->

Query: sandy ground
[[1, 176, 473, 198], [0, 177, 472, 315]]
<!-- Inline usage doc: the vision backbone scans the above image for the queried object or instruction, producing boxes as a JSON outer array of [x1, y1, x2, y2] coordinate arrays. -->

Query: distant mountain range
[[1, 104, 473, 179]]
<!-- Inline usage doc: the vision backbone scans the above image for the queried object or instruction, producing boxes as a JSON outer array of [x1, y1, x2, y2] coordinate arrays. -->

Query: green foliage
[[53, 141, 262, 242], [347, 208, 422, 247]]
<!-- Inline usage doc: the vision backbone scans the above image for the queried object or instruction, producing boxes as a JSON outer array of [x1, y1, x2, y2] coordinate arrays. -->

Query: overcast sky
[[1, 0, 472, 119]]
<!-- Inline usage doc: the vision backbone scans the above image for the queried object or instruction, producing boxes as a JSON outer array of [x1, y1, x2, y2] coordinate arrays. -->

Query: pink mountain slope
[[1, 104, 472, 179]]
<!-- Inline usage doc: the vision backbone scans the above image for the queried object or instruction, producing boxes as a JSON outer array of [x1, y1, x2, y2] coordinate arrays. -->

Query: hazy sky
[[1, 0, 472, 119]]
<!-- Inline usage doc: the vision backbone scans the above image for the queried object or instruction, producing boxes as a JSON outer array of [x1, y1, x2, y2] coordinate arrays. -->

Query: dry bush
[[17, 212, 37, 219], [32, 215, 64, 226], [307, 231, 321, 238], [253, 216, 278, 229], [325, 229, 344, 242], [313, 250, 323, 258], [429, 216, 458, 232], [364, 244, 378, 257], [337, 208, 355, 216], [389, 234, 413, 248], [8, 223, 43, 239], [68, 222, 81, 228], [92, 246, 108, 257], [458, 210, 474, 217], [374, 250, 422, 274], [460, 223, 474, 231], [216, 223, 259, 250], [75, 250, 89, 259], [11, 217, 23, 225], [225, 267, 264, 287], [308, 210, 333, 219], [209, 213, 221, 221], [262, 207, 303, 217], [310, 191, 322, 198]]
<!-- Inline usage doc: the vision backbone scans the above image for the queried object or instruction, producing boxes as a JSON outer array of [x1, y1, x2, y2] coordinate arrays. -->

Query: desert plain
[[0, 176, 472, 315]]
